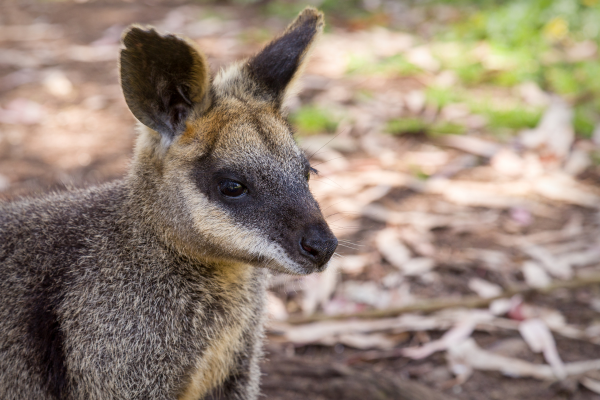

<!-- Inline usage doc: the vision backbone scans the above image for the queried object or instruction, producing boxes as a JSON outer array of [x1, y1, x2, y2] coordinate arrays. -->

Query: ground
[[2, 1, 600, 399]]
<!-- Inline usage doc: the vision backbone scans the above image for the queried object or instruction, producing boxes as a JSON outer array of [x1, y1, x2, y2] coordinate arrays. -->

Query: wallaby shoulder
[[0, 182, 267, 399], [0, 181, 128, 268]]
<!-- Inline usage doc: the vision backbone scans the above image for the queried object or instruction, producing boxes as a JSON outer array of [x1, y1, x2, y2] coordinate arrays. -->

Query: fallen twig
[[286, 274, 600, 324]]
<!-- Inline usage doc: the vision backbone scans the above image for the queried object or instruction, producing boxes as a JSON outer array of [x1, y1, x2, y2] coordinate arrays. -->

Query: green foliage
[[574, 104, 596, 138], [425, 0, 600, 137], [354, 89, 375, 102], [251, 0, 600, 139], [386, 118, 466, 137], [263, 0, 368, 20], [438, 0, 600, 92], [318, 0, 369, 18], [262, 2, 307, 19], [426, 86, 460, 109], [386, 118, 427, 135], [454, 63, 486, 86], [445, 0, 600, 46], [430, 121, 467, 135], [545, 66, 579, 95], [468, 98, 542, 131], [591, 150, 600, 165], [290, 105, 339, 135], [346, 54, 421, 77], [237, 27, 272, 44], [486, 107, 542, 131]]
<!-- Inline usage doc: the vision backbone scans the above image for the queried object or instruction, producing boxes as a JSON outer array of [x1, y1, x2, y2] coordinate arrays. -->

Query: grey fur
[[0, 7, 334, 400]]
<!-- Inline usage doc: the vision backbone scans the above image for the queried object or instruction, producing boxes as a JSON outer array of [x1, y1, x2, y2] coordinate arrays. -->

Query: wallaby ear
[[246, 7, 324, 105], [120, 26, 210, 142]]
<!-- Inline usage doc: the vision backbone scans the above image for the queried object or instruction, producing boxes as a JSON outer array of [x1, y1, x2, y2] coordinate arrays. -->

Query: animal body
[[0, 7, 337, 400]]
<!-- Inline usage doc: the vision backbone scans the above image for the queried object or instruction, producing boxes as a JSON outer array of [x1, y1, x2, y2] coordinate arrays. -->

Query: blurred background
[[2, 0, 600, 399]]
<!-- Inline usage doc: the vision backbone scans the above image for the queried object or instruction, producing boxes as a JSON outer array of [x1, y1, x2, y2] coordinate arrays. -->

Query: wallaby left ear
[[246, 7, 324, 105], [120, 26, 210, 143]]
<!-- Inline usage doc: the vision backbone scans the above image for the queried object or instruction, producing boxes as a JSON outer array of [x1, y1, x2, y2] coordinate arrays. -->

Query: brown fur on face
[[0, 7, 335, 400], [125, 8, 335, 276]]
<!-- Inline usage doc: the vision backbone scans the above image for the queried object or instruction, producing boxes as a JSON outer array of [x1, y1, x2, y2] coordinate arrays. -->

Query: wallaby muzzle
[[299, 222, 338, 270]]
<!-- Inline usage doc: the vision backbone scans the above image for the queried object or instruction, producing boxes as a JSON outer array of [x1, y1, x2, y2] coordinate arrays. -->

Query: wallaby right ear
[[245, 7, 324, 105], [120, 26, 210, 143]]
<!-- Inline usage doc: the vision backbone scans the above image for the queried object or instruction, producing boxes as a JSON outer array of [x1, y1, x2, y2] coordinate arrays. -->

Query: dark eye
[[218, 180, 247, 197], [306, 167, 317, 181]]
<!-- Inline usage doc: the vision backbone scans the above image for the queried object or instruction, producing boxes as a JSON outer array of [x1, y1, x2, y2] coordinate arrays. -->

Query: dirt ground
[[2, 1, 600, 399]]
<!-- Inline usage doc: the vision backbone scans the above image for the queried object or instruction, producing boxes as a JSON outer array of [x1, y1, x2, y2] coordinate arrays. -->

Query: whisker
[[338, 239, 362, 246], [320, 201, 346, 212], [312, 175, 343, 189], [310, 157, 345, 168], [325, 211, 360, 219], [338, 245, 359, 250], [310, 176, 343, 190], [326, 216, 348, 224], [328, 220, 358, 228], [337, 243, 360, 251], [306, 128, 348, 161]]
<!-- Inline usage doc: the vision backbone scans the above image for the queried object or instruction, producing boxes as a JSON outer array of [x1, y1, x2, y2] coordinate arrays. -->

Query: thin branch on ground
[[286, 274, 600, 324]]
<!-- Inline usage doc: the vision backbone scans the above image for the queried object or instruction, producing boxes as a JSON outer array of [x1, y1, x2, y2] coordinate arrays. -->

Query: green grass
[[426, 86, 461, 109], [346, 54, 421, 77], [574, 104, 596, 138], [386, 118, 428, 135], [221, 0, 600, 139], [237, 27, 273, 44], [263, 0, 369, 21], [386, 118, 466, 137], [424, 0, 600, 137], [467, 97, 543, 131], [290, 105, 339, 135]]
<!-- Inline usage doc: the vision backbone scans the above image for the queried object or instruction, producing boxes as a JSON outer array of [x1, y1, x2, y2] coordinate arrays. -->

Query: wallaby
[[0, 7, 337, 400]]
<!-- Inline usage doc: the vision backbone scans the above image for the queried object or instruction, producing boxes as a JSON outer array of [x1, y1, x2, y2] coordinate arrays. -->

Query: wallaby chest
[[178, 263, 266, 400]]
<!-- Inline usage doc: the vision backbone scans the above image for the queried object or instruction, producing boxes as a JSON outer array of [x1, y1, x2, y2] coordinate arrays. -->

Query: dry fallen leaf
[[580, 377, 600, 395], [534, 174, 600, 209], [404, 90, 426, 114], [376, 228, 411, 270], [521, 245, 572, 280], [406, 45, 440, 71], [518, 319, 566, 379], [301, 266, 339, 316], [403, 319, 476, 360], [43, 70, 73, 97], [520, 96, 573, 161], [448, 338, 600, 382], [439, 134, 500, 158], [330, 254, 373, 275], [267, 291, 289, 322], [490, 149, 524, 177], [0, 23, 63, 41], [0, 98, 44, 125], [522, 261, 552, 289], [448, 338, 555, 380], [335, 333, 398, 350]]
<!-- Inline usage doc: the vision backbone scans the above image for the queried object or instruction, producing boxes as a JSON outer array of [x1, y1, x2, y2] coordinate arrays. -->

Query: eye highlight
[[218, 180, 247, 198]]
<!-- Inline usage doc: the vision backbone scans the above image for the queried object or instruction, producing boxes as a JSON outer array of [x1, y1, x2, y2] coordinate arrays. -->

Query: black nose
[[299, 225, 338, 267]]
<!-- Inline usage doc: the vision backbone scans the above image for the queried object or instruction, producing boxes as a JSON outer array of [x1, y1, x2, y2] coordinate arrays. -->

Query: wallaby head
[[120, 7, 337, 275]]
